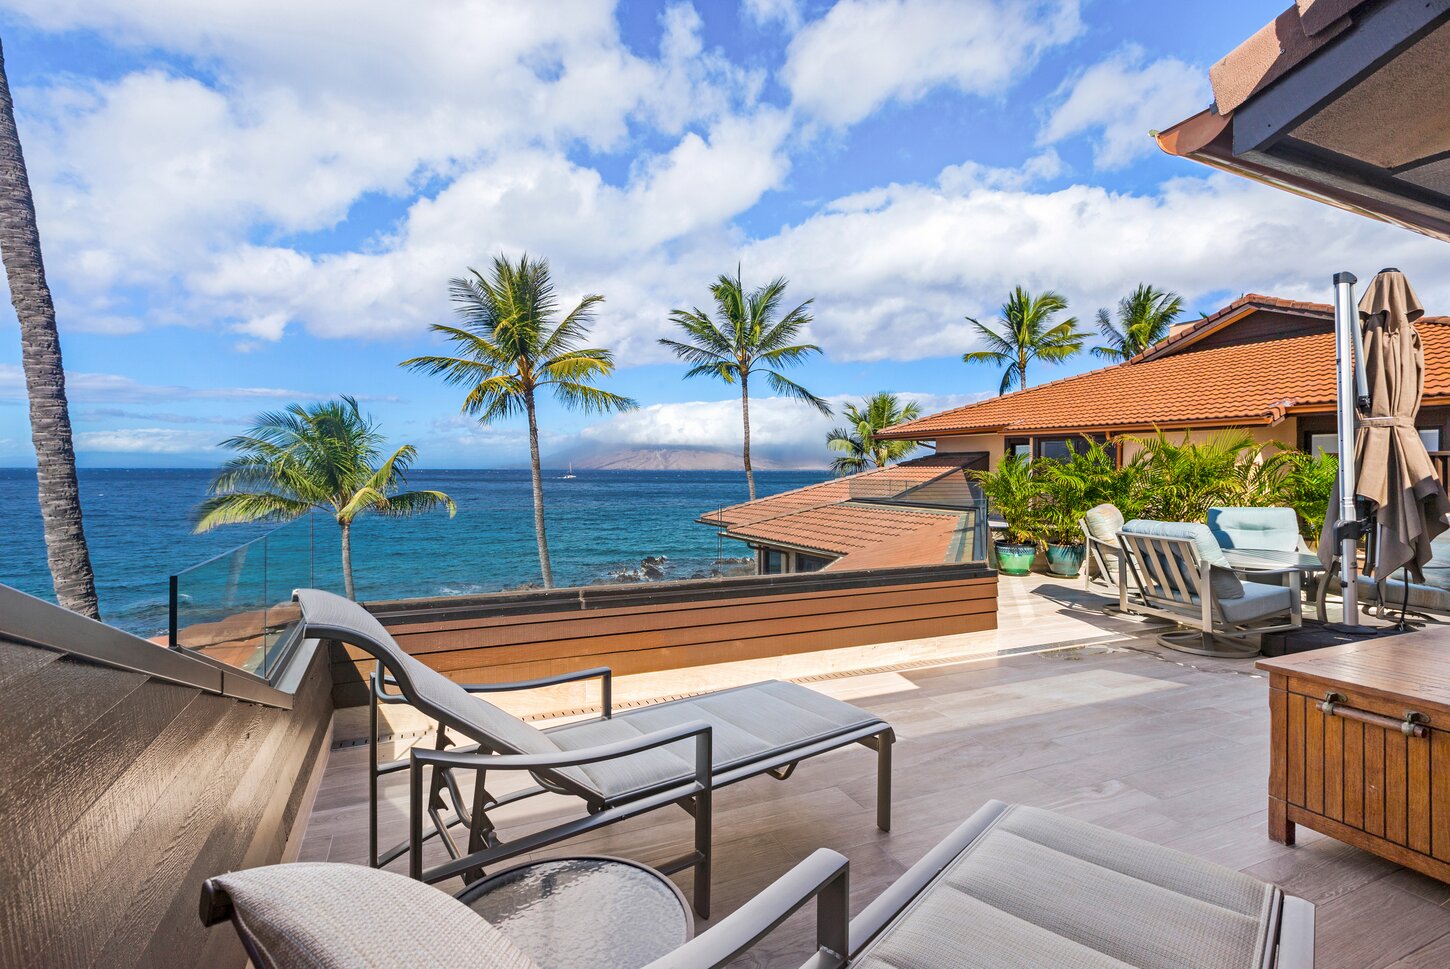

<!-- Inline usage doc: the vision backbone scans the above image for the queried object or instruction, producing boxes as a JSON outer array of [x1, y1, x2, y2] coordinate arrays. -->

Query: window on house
[[1312, 429, 1442, 456], [1035, 436, 1100, 462], [1004, 438, 1031, 460], [762, 549, 787, 574], [795, 553, 832, 572]]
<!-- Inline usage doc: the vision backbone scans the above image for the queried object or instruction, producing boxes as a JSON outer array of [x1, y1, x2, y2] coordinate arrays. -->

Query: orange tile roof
[[878, 305, 1450, 439], [698, 454, 975, 529], [823, 514, 972, 571], [728, 502, 962, 557]]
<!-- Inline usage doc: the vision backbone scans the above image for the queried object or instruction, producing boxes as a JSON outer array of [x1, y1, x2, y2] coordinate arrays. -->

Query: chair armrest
[[1225, 565, 1302, 579], [459, 668, 612, 717], [640, 849, 850, 969]]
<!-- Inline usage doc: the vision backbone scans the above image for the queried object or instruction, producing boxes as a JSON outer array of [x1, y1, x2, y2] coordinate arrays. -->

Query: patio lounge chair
[[294, 589, 894, 918], [200, 800, 1315, 969], [1079, 502, 1125, 596], [1117, 520, 1302, 658], [1207, 506, 1310, 555]]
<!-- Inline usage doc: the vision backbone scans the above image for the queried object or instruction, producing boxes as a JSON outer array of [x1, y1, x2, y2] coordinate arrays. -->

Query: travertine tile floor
[[300, 575, 1450, 968]]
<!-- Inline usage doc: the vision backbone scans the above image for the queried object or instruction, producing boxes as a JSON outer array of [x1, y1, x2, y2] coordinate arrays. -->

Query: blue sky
[[1, 0, 1446, 468]]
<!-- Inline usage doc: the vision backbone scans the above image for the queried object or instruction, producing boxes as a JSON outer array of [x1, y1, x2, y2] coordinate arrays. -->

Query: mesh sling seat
[[294, 589, 894, 918], [200, 801, 1314, 969]]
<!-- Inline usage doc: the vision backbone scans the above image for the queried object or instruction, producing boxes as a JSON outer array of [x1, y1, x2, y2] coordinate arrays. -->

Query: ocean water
[[0, 468, 827, 638]]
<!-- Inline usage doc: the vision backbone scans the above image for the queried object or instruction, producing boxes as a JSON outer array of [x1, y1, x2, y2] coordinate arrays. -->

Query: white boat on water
[[560, 463, 577, 480]]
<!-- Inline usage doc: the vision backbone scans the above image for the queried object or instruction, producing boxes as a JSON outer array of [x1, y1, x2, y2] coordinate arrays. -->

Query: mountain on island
[[546, 443, 825, 471]]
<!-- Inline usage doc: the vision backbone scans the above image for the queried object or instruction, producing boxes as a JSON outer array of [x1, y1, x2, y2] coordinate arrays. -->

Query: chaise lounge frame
[[295, 589, 894, 918]]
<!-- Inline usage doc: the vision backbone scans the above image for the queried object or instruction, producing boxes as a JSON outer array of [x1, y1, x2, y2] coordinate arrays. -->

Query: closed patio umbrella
[[1322, 270, 1450, 585]]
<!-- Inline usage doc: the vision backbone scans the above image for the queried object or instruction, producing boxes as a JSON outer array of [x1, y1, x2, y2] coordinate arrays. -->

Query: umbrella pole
[[1333, 271, 1367, 629]]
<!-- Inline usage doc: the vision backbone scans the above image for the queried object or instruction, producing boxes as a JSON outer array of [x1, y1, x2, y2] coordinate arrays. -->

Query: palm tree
[[0, 39, 100, 619], [963, 286, 1085, 395], [1092, 283, 1185, 361], [826, 392, 923, 475], [661, 267, 829, 500], [194, 397, 455, 600], [402, 254, 636, 588]]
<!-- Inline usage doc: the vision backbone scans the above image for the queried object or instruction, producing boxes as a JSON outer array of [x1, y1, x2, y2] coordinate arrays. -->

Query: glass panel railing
[[170, 513, 321, 679]]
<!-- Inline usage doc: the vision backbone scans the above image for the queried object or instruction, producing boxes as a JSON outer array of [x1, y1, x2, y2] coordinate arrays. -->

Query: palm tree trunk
[[524, 390, 555, 587], [0, 40, 99, 620], [740, 373, 755, 501], [340, 519, 355, 600], [1018, 350, 1028, 392]]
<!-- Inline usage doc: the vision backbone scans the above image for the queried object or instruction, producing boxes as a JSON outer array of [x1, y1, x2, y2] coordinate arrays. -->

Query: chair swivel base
[[1156, 627, 1261, 658]]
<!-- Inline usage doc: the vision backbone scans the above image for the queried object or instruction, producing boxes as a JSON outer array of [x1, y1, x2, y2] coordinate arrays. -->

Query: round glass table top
[[460, 857, 692, 969]]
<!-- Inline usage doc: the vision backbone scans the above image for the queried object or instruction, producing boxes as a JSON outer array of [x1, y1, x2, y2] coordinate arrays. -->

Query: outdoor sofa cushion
[[545, 680, 881, 801], [1204, 581, 1296, 624], [1207, 507, 1303, 553], [1083, 503, 1125, 542], [1120, 520, 1245, 600], [209, 863, 539, 969], [852, 804, 1277, 969]]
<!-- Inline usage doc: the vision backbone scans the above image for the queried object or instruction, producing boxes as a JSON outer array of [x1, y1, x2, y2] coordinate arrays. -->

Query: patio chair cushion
[[1359, 574, 1450, 613], [1083, 503, 1125, 542], [1206, 581, 1296, 625], [1207, 507, 1303, 553], [1121, 520, 1244, 601], [544, 680, 881, 802], [852, 804, 1275, 969], [209, 863, 539, 969]]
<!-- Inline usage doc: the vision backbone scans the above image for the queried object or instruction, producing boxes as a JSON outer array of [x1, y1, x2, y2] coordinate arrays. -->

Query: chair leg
[[368, 686, 379, 868], [693, 789, 712, 919], [876, 731, 893, 833]]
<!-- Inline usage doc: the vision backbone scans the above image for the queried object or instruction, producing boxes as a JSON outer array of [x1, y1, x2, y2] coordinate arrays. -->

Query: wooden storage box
[[1258, 634, 1450, 882]]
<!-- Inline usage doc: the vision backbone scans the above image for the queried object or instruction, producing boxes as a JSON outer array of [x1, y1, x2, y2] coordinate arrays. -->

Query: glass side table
[[456, 856, 693, 969]]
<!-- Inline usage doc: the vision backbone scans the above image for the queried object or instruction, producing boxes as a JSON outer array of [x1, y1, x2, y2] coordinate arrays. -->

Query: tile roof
[[728, 502, 962, 557], [877, 300, 1450, 439], [698, 454, 975, 529], [697, 454, 981, 569]]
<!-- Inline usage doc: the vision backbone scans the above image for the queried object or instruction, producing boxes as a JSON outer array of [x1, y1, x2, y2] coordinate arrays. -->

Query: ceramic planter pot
[[1045, 542, 1085, 577], [994, 541, 1036, 576]]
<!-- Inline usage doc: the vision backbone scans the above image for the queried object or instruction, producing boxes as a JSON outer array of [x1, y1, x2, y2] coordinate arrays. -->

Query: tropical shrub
[[1267, 450, 1338, 541], [970, 454, 1045, 546], [1033, 440, 1143, 545], [1125, 429, 1285, 523]]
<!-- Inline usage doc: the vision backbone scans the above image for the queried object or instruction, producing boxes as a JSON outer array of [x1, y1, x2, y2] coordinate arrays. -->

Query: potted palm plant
[[971, 455, 1043, 575]]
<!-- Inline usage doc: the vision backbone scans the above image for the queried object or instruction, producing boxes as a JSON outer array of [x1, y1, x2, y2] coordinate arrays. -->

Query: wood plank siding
[[0, 636, 333, 969], [329, 565, 998, 708]]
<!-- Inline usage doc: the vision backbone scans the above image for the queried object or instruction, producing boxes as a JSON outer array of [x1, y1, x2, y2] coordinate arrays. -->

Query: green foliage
[[971, 454, 1046, 546], [660, 266, 829, 411], [1092, 284, 1185, 362], [194, 396, 455, 597], [963, 286, 1087, 394], [1269, 450, 1339, 540], [826, 392, 922, 475], [402, 253, 638, 423], [1126, 429, 1285, 523], [971, 429, 1333, 557]]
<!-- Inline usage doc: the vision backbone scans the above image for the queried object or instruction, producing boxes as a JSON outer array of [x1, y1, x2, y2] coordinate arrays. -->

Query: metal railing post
[[1334, 271, 1362, 627]]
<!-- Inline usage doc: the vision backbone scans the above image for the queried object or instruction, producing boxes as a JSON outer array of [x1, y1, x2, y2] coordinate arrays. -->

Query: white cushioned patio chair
[[1079, 502, 1126, 596], [200, 800, 1314, 969], [1117, 520, 1302, 658], [294, 589, 894, 918]]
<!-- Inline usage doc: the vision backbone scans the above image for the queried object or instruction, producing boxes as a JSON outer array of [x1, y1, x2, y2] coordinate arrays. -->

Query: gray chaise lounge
[[294, 589, 894, 918], [201, 800, 1314, 968]]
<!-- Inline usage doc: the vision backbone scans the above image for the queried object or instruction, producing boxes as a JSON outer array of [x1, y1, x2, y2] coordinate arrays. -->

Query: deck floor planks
[[299, 574, 1450, 967]]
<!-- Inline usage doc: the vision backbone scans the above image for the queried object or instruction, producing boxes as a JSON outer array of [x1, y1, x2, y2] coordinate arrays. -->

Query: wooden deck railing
[[327, 563, 999, 708], [1433, 451, 1450, 483]]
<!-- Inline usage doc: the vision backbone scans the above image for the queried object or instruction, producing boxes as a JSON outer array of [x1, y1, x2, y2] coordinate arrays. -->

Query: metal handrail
[[0, 582, 294, 708]]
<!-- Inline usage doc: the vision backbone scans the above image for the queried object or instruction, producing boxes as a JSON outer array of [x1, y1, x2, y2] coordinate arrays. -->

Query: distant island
[[546, 444, 827, 472]]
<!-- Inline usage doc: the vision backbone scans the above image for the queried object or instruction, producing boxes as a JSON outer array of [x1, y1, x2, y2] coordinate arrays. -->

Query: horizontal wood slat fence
[[329, 564, 998, 708]]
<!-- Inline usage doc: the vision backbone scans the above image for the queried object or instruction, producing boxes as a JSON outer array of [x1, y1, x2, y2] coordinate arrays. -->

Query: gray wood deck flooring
[[299, 576, 1450, 967]]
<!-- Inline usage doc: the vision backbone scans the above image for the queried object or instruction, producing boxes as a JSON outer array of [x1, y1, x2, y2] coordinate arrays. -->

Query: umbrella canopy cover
[[1355, 270, 1450, 581]]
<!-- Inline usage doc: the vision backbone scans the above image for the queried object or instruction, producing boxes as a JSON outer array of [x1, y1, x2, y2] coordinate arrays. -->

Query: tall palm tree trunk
[[0, 40, 99, 619], [740, 373, 755, 500], [524, 391, 555, 587], [339, 519, 355, 600]]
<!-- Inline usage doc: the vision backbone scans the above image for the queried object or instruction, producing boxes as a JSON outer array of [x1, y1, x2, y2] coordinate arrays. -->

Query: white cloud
[[0, 365, 399, 405], [744, 0, 803, 31], [1039, 45, 1207, 169], [577, 391, 978, 464], [783, 0, 1082, 126], [73, 427, 220, 454]]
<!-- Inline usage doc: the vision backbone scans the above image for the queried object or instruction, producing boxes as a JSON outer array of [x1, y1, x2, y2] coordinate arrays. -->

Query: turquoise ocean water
[[0, 468, 827, 638]]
